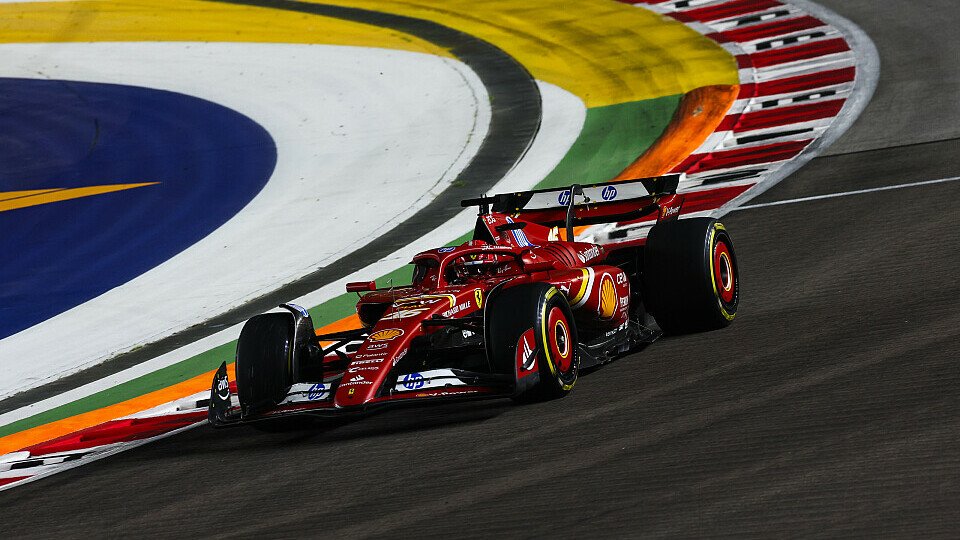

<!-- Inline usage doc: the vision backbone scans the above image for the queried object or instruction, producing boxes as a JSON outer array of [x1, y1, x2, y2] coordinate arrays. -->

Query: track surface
[[4, 1, 959, 536]]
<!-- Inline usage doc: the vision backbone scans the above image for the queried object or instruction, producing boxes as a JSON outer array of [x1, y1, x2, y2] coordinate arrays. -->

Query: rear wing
[[461, 174, 684, 240]]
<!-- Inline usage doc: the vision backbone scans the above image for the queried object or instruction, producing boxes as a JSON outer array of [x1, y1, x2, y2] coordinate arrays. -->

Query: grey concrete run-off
[[4, 1, 959, 537], [813, 0, 960, 156]]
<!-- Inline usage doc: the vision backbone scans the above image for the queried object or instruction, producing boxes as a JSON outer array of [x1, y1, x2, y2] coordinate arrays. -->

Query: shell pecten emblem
[[369, 328, 404, 341], [599, 275, 617, 319]]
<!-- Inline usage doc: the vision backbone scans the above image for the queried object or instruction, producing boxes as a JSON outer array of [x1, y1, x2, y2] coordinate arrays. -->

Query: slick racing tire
[[235, 313, 295, 416], [643, 218, 739, 334], [486, 283, 579, 401]]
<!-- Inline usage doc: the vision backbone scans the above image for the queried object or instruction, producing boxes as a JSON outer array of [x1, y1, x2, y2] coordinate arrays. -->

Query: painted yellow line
[[0, 188, 63, 202], [0, 0, 452, 57], [0, 1, 736, 105], [0, 182, 159, 213], [307, 0, 738, 107]]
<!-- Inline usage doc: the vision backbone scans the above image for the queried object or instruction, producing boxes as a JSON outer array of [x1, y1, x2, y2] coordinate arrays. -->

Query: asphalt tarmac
[[4, 0, 958, 537]]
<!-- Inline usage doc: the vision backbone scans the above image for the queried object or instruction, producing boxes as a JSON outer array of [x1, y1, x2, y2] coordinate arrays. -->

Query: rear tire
[[486, 283, 579, 401], [643, 218, 739, 334], [235, 313, 295, 416]]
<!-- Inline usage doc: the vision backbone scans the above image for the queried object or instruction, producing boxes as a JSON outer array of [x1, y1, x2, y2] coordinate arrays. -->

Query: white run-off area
[[0, 42, 492, 399], [0, 79, 585, 426]]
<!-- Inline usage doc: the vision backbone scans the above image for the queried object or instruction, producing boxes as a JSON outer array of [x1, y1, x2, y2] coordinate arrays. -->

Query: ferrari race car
[[209, 174, 740, 426]]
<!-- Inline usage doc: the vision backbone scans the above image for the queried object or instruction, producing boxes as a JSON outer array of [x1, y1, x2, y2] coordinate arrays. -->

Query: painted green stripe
[[0, 95, 681, 438], [538, 95, 681, 189]]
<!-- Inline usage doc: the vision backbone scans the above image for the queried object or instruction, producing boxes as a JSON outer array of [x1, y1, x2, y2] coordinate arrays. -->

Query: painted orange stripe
[[0, 364, 234, 455], [0, 314, 363, 455], [615, 84, 739, 180], [317, 314, 364, 345], [566, 85, 736, 239]]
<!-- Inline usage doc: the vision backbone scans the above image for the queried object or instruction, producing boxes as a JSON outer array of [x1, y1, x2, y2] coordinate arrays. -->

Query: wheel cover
[[713, 240, 736, 304], [546, 306, 572, 373]]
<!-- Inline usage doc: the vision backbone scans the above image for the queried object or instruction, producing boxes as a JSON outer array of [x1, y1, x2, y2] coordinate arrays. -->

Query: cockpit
[[411, 242, 523, 287]]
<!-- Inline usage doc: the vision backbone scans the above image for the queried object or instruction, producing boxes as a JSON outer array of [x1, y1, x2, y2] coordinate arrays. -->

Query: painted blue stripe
[[0, 78, 276, 339]]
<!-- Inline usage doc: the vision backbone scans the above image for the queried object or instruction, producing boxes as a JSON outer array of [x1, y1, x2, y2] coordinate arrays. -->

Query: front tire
[[643, 218, 740, 334], [486, 283, 579, 401], [235, 313, 295, 416]]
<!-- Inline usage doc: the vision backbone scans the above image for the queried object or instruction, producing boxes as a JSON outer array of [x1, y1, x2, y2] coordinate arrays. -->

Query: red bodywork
[[331, 213, 632, 408], [209, 176, 684, 424]]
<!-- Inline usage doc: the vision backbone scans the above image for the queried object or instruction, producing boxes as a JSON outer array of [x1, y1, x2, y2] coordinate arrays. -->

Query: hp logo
[[401, 373, 425, 390]]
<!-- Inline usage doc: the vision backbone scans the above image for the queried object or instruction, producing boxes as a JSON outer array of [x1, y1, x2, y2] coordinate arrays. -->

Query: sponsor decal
[[548, 226, 559, 242], [215, 375, 230, 401], [599, 274, 617, 319], [661, 204, 680, 219], [384, 308, 429, 320], [307, 383, 327, 401], [401, 373, 425, 390], [414, 390, 480, 398], [474, 288, 483, 309], [438, 247, 456, 253], [601, 185, 618, 201], [603, 323, 627, 338], [340, 379, 373, 387], [442, 301, 473, 318], [392, 347, 409, 366], [353, 356, 385, 363], [348, 388, 356, 396], [347, 366, 379, 373], [367, 342, 388, 350], [369, 328, 404, 341], [577, 245, 600, 264], [558, 189, 571, 206]]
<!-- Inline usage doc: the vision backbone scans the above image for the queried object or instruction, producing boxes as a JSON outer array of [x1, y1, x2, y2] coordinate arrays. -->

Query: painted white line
[[733, 175, 960, 211]]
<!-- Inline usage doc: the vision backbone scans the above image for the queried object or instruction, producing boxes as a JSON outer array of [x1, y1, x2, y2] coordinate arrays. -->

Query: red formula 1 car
[[209, 175, 739, 425]]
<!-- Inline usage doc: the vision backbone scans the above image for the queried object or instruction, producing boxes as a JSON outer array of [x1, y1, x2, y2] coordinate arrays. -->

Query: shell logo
[[599, 275, 617, 319], [369, 328, 404, 341]]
